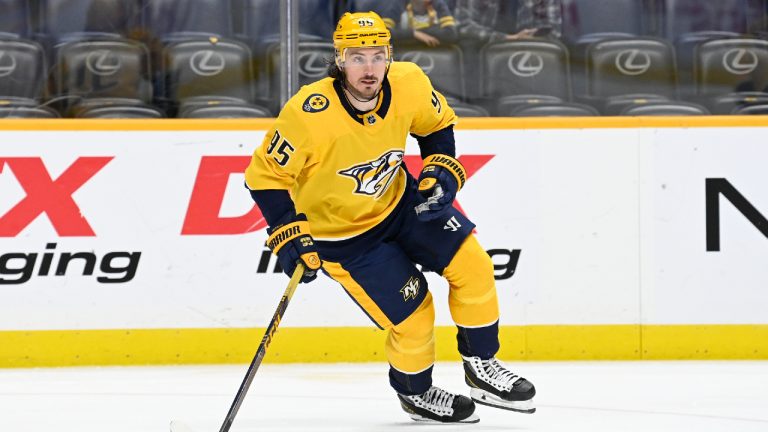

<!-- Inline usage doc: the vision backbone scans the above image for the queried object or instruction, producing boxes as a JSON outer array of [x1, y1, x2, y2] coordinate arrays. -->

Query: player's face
[[342, 47, 388, 100]]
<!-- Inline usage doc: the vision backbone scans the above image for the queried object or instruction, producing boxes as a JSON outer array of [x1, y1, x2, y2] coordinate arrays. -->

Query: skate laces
[[411, 386, 455, 415], [474, 357, 521, 390], [488, 358, 521, 388]]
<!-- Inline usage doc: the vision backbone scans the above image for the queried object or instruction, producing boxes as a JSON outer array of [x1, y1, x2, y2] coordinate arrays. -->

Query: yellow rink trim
[[1, 325, 767, 368], [1, 116, 768, 131]]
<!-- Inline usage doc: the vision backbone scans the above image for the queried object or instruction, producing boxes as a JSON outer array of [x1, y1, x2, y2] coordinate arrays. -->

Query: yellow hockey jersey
[[244, 61, 457, 240]]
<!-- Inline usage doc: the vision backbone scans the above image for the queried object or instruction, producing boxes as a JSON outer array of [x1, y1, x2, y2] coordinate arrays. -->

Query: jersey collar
[[333, 77, 392, 125]]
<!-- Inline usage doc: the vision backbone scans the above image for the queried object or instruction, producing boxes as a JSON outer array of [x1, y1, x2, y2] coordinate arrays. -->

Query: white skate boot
[[397, 385, 480, 423], [462, 355, 536, 413]]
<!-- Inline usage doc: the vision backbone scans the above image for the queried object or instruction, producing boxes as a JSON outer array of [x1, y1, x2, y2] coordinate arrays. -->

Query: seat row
[[2, 0, 767, 50], [0, 35, 279, 118], [352, 36, 768, 116], [3, 34, 768, 118], [0, 0, 340, 50]]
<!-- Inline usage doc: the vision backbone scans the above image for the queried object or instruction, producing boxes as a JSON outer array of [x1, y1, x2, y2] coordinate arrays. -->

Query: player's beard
[[347, 74, 381, 102]]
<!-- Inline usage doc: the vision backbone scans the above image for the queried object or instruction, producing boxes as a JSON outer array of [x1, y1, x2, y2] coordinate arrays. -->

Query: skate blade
[[470, 388, 536, 414], [408, 413, 480, 424]]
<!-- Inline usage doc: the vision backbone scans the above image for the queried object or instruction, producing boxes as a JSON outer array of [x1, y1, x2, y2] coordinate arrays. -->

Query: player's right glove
[[414, 154, 466, 221], [266, 213, 322, 283]]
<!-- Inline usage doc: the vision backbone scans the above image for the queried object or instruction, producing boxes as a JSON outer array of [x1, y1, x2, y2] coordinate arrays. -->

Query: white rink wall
[[2, 122, 767, 333]]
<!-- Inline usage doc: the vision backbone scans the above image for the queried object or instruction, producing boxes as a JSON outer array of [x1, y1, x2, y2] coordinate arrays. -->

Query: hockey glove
[[266, 213, 322, 283], [415, 154, 466, 221]]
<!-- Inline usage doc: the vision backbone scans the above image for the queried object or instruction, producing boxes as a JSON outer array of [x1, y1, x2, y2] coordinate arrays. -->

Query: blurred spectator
[[351, 0, 457, 46], [455, 0, 562, 43], [401, 0, 459, 46], [516, 0, 562, 39], [667, 1, 747, 36]]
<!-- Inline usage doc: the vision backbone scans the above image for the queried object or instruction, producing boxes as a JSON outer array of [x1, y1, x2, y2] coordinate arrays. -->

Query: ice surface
[[1, 361, 767, 432]]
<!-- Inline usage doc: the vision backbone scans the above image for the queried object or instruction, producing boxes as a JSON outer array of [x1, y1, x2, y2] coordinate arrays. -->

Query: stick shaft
[[218, 263, 305, 432]]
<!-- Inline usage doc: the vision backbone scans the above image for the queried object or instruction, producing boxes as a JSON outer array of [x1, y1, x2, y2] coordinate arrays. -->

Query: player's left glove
[[266, 213, 322, 283], [414, 154, 466, 221]]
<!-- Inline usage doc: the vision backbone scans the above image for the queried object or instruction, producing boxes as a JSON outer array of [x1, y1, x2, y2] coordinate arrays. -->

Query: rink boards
[[1, 117, 767, 366]]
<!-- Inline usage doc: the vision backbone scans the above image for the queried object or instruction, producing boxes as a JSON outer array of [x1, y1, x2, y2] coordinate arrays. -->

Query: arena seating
[[451, 102, 490, 117], [692, 38, 768, 113], [0, 105, 59, 118], [562, 0, 649, 96], [659, 0, 750, 41], [50, 38, 154, 115], [179, 103, 272, 118], [0, 38, 48, 105], [479, 40, 572, 115], [396, 43, 466, 102], [659, 0, 751, 93], [235, 0, 337, 49], [39, 0, 138, 43], [620, 101, 710, 115], [141, 0, 233, 43], [263, 40, 333, 111], [76, 104, 163, 118], [561, 0, 647, 45], [582, 38, 679, 114], [732, 103, 768, 113], [0, 0, 767, 117], [507, 102, 599, 116], [0, 0, 31, 38], [159, 38, 271, 117]]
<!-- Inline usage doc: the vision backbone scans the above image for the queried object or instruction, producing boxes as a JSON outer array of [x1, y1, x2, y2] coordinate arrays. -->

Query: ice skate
[[397, 385, 480, 423], [462, 355, 536, 413]]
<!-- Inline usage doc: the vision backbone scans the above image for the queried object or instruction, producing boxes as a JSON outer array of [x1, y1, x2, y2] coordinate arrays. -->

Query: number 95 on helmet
[[333, 11, 393, 68]]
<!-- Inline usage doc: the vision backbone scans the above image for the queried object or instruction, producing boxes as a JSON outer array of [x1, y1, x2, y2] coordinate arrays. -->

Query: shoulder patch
[[302, 94, 330, 113]]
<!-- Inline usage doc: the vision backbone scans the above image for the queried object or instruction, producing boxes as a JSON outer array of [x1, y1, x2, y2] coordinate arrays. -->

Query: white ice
[[1, 361, 767, 432]]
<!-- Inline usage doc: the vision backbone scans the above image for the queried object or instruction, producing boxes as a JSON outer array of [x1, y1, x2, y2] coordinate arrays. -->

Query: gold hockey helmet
[[332, 11, 392, 67]]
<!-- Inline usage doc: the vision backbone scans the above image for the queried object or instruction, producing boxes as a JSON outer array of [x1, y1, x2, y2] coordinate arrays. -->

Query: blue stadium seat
[[732, 103, 768, 114], [496, 95, 565, 115], [235, 0, 339, 50], [160, 38, 261, 116], [0, 0, 31, 38], [0, 105, 60, 118], [0, 38, 47, 104], [51, 38, 153, 114], [561, 0, 646, 45], [179, 103, 273, 118], [141, 0, 233, 42], [397, 43, 465, 101], [75, 104, 164, 118], [39, 0, 139, 43], [693, 38, 768, 113], [348, 0, 400, 23], [450, 102, 489, 117], [620, 101, 710, 115], [263, 40, 333, 111], [583, 38, 679, 114], [660, 0, 749, 41], [479, 40, 572, 115], [507, 102, 600, 117], [659, 0, 751, 94], [562, 0, 648, 100]]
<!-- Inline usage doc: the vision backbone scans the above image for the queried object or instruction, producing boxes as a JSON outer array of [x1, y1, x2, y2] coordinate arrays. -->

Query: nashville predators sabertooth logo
[[400, 276, 420, 301], [338, 150, 404, 198]]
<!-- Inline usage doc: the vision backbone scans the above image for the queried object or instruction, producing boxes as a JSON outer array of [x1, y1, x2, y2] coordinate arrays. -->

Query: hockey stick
[[217, 262, 306, 432]]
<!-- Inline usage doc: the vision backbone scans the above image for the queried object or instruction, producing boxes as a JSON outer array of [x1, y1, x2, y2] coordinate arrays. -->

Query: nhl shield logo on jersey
[[400, 276, 420, 301], [366, 114, 376, 125], [338, 150, 404, 198], [303, 94, 329, 113]]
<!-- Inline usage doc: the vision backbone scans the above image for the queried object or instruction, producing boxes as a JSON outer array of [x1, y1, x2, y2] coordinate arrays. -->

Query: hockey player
[[245, 11, 535, 423]]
